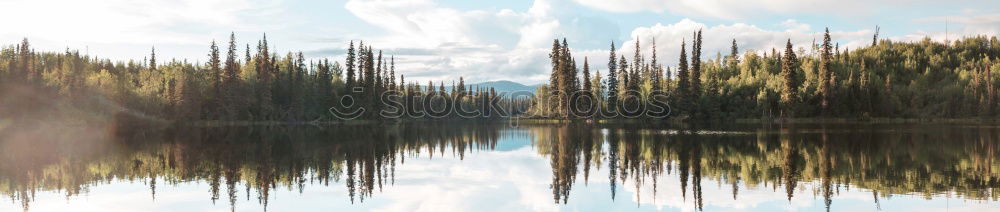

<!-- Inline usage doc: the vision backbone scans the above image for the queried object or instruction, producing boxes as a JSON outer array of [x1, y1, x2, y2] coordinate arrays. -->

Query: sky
[[1, 0, 997, 85]]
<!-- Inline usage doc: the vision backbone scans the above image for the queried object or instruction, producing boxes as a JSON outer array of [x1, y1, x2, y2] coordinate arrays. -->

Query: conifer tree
[[207, 40, 222, 113], [346, 41, 356, 89], [245, 44, 251, 65], [389, 56, 397, 91], [582, 57, 592, 114], [150, 47, 157, 71], [691, 30, 702, 101], [549, 39, 563, 116], [818, 28, 833, 115], [677, 39, 690, 114], [606, 42, 619, 114], [780, 39, 799, 117], [650, 39, 661, 92], [730, 39, 739, 65]]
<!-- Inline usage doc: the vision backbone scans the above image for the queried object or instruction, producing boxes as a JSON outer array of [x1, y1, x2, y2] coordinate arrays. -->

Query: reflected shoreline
[[1, 123, 999, 211]]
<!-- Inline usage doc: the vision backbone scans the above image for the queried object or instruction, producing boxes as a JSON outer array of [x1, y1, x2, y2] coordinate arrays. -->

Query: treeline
[[533, 30, 1000, 120], [0, 34, 529, 124]]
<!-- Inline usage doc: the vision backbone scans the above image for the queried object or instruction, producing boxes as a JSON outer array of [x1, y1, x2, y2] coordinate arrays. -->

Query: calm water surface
[[1, 123, 999, 211]]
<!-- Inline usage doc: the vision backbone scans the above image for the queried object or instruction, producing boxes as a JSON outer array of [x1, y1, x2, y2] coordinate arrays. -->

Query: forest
[[532, 29, 1000, 120], [0, 34, 529, 126], [1, 29, 998, 125]]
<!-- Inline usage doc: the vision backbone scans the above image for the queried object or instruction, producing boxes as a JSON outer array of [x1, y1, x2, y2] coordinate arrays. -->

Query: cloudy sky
[[1, 0, 997, 84]]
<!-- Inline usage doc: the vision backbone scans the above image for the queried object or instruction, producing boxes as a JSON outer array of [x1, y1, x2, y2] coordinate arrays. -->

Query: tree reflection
[[1, 123, 999, 211]]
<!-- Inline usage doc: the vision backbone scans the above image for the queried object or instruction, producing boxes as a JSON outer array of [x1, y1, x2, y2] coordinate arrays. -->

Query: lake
[[1, 123, 998, 211]]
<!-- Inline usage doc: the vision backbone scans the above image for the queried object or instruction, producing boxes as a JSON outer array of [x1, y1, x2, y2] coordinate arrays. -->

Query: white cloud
[[569, 0, 1000, 21], [0, 0, 290, 62], [577, 18, 875, 76], [0, 0, 286, 45], [909, 14, 1000, 42], [570, 0, 872, 20], [341, 0, 620, 85]]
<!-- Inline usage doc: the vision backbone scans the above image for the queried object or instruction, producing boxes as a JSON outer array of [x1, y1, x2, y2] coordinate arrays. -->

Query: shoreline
[[178, 117, 1000, 127]]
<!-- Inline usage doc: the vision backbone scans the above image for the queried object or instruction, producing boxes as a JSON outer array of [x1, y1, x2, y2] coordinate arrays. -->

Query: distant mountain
[[469, 80, 539, 94], [419, 80, 540, 95]]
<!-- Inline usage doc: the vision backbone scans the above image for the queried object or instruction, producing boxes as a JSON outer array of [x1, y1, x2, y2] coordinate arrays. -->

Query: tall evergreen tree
[[818, 28, 833, 115], [256, 34, 274, 118], [560, 38, 575, 118], [730, 39, 739, 65], [207, 40, 222, 112], [389, 56, 397, 91], [149, 47, 157, 71], [780, 39, 799, 117], [606, 42, 619, 114], [346, 41, 356, 89], [549, 39, 563, 116], [582, 57, 592, 114], [650, 39, 661, 92], [690, 30, 702, 101], [677, 39, 690, 114]]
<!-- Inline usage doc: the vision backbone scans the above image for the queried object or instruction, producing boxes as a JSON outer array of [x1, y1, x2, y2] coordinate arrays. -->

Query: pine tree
[[650, 39, 661, 92], [691, 30, 702, 101], [256, 34, 274, 119], [780, 39, 799, 117], [819, 28, 833, 115], [560, 38, 575, 118], [346, 41, 356, 89], [606, 42, 619, 114], [242, 44, 250, 65], [633, 37, 642, 82], [150, 47, 157, 71], [222, 33, 240, 118], [677, 39, 690, 115], [730, 39, 739, 65], [582, 57, 592, 114], [207, 40, 223, 114], [872, 25, 880, 46], [375, 50, 383, 93], [389, 56, 397, 91], [549, 39, 563, 116], [457, 77, 466, 95]]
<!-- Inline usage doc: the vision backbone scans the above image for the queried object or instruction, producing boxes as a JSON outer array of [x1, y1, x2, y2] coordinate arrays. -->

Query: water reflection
[[1, 123, 999, 211]]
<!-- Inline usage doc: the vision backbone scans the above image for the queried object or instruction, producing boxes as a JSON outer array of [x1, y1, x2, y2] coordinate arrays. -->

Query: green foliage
[[0, 36, 528, 124], [539, 33, 1000, 120]]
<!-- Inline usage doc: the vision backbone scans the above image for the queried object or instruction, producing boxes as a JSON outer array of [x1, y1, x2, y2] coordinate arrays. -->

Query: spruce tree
[[560, 38, 574, 118], [149, 47, 157, 71], [582, 57, 592, 114], [780, 39, 799, 117], [207, 40, 222, 112], [819, 28, 833, 115], [606, 42, 619, 115], [222, 33, 240, 118], [549, 39, 562, 116], [677, 39, 690, 115], [650, 39, 661, 92], [730, 39, 739, 65], [390, 56, 397, 91], [346, 41, 356, 89], [691, 30, 702, 101]]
